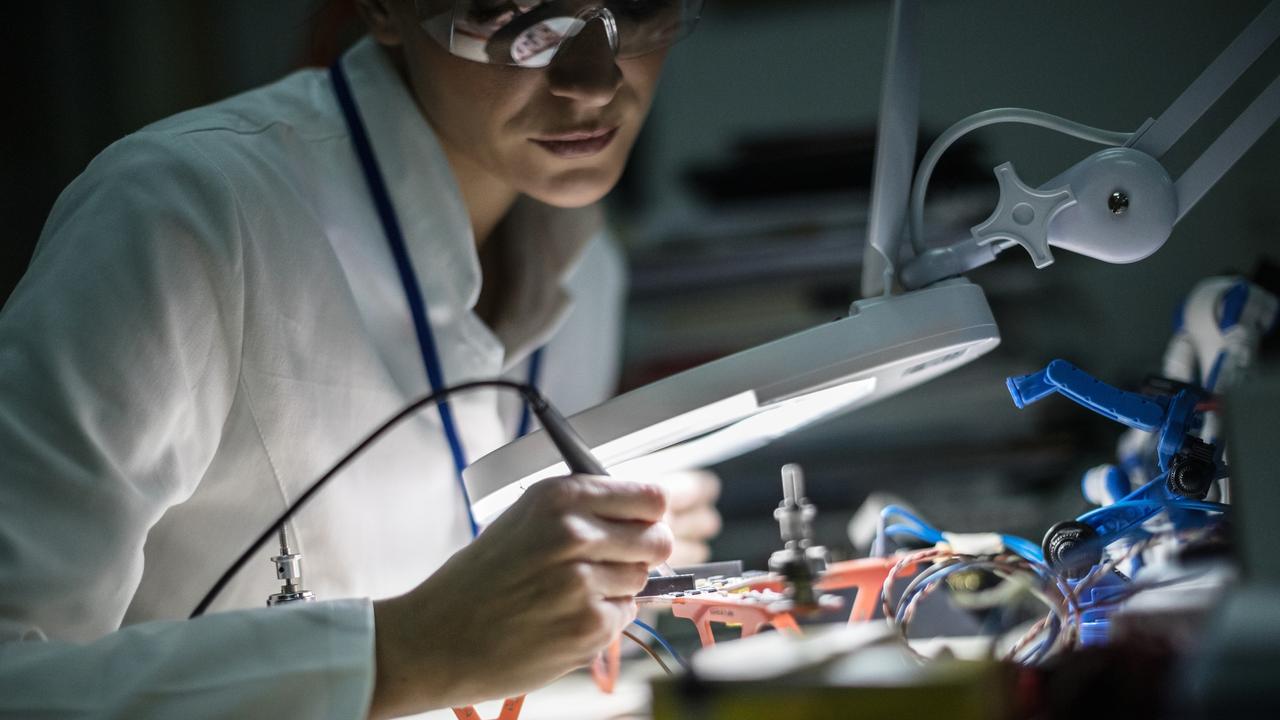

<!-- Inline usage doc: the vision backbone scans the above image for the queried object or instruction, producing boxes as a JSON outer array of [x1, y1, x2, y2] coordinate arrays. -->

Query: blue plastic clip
[[1078, 580, 1127, 647], [1007, 359, 1201, 471], [1075, 476, 1228, 550]]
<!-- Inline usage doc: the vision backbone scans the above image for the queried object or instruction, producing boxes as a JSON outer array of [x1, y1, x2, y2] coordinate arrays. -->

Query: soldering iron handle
[[526, 388, 680, 578], [525, 389, 609, 476]]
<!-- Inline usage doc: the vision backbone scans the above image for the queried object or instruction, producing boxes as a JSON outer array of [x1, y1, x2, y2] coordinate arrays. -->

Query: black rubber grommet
[[1167, 437, 1216, 500], [1042, 520, 1102, 579]]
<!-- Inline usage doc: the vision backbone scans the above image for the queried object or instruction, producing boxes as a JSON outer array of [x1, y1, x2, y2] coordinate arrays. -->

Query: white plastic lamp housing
[[1046, 146, 1178, 264], [465, 280, 1000, 524]]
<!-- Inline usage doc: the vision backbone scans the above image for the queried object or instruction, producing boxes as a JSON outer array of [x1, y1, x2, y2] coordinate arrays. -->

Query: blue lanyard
[[330, 59, 542, 538], [515, 347, 544, 438]]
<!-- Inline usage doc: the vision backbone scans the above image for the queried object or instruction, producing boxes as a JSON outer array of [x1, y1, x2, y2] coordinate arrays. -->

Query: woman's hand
[[657, 471, 722, 567], [368, 475, 672, 718]]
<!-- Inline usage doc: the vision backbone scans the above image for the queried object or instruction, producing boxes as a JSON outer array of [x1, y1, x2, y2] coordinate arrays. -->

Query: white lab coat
[[0, 37, 625, 718]]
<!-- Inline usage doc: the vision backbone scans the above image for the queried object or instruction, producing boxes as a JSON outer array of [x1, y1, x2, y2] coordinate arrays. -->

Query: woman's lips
[[530, 127, 619, 158]]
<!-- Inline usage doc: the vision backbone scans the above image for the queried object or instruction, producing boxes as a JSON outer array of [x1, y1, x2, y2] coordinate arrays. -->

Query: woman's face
[[377, 1, 668, 208]]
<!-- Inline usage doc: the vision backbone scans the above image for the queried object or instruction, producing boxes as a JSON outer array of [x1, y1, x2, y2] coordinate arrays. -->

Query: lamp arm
[[861, 0, 921, 298], [1173, 73, 1280, 223], [1131, 1, 1280, 159], [1137, 0, 1280, 224], [901, 1, 1279, 291]]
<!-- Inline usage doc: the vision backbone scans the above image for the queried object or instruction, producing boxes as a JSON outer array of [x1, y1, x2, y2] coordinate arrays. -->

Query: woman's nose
[[546, 18, 623, 107]]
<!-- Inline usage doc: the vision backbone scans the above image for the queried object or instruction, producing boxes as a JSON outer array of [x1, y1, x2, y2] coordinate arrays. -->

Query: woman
[[0, 1, 717, 717]]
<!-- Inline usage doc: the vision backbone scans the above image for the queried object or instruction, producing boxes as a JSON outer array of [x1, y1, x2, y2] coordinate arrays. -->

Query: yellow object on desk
[[650, 625, 1013, 720]]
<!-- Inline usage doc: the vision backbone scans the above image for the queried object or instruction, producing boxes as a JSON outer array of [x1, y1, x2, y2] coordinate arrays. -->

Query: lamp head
[[465, 280, 999, 524]]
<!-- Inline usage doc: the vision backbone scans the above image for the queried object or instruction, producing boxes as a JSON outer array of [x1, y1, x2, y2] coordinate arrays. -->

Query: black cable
[[190, 379, 536, 619]]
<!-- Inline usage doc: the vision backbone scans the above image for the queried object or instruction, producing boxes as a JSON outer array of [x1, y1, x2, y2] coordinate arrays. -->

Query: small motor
[[768, 464, 828, 608]]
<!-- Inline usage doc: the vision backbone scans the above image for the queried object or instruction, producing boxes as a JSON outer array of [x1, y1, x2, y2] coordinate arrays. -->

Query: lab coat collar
[[495, 196, 603, 366], [340, 37, 478, 315], [339, 38, 602, 371]]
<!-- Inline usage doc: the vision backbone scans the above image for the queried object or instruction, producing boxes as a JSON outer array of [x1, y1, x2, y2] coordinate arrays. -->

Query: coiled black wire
[[190, 379, 536, 618]]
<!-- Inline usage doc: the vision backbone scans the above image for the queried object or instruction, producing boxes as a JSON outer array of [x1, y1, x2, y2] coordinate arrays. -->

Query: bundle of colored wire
[[1006, 525, 1219, 656], [630, 618, 690, 672], [622, 629, 672, 676], [880, 547, 1076, 664], [872, 506, 942, 557], [873, 505, 1044, 563]]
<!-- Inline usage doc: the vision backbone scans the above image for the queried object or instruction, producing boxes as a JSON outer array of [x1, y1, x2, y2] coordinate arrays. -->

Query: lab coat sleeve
[[0, 599, 376, 720], [0, 131, 374, 717]]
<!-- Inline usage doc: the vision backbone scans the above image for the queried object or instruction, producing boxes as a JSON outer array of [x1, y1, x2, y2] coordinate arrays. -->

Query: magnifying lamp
[[466, 0, 1280, 525]]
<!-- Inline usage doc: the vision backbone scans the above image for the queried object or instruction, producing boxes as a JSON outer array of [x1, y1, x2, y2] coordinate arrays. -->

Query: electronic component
[[638, 574, 696, 597], [767, 464, 828, 608]]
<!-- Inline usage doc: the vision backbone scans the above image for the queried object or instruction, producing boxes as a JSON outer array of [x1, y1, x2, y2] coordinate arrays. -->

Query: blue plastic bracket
[[1007, 359, 1202, 470]]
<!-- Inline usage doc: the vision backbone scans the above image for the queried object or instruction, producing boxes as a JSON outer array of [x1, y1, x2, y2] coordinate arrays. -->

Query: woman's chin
[[521, 165, 622, 208]]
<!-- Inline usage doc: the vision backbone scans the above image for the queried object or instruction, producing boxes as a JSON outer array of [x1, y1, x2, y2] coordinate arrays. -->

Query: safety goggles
[[418, 1, 704, 68]]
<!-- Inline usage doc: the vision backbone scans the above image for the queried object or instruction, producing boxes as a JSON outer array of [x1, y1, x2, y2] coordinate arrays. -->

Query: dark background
[[4, 1, 1278, 568]]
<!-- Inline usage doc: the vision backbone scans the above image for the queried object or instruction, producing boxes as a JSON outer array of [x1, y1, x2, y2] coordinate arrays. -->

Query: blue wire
[[880, 506, 1043, 561], [1001, 534, 1045, 563], [885, 523, 942, 545], [881, 505, 935, 533], [631, 618, 690, 671], [875, 505, 943, 556]]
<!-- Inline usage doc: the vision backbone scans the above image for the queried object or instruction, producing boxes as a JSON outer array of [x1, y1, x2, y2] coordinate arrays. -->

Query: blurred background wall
[[4, 1, 1277, 567]]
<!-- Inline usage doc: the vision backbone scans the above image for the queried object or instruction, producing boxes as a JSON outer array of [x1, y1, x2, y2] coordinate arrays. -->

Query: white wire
[[909, 108, 1137, 255]]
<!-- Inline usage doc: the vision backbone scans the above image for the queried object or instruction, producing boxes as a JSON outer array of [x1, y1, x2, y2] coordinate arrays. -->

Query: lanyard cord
[[515, 347, 544, 437], [331, 59, 545, 538]]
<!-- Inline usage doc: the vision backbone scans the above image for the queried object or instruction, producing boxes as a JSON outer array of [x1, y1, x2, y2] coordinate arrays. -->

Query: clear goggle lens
[[418, 1, 704, 68]]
